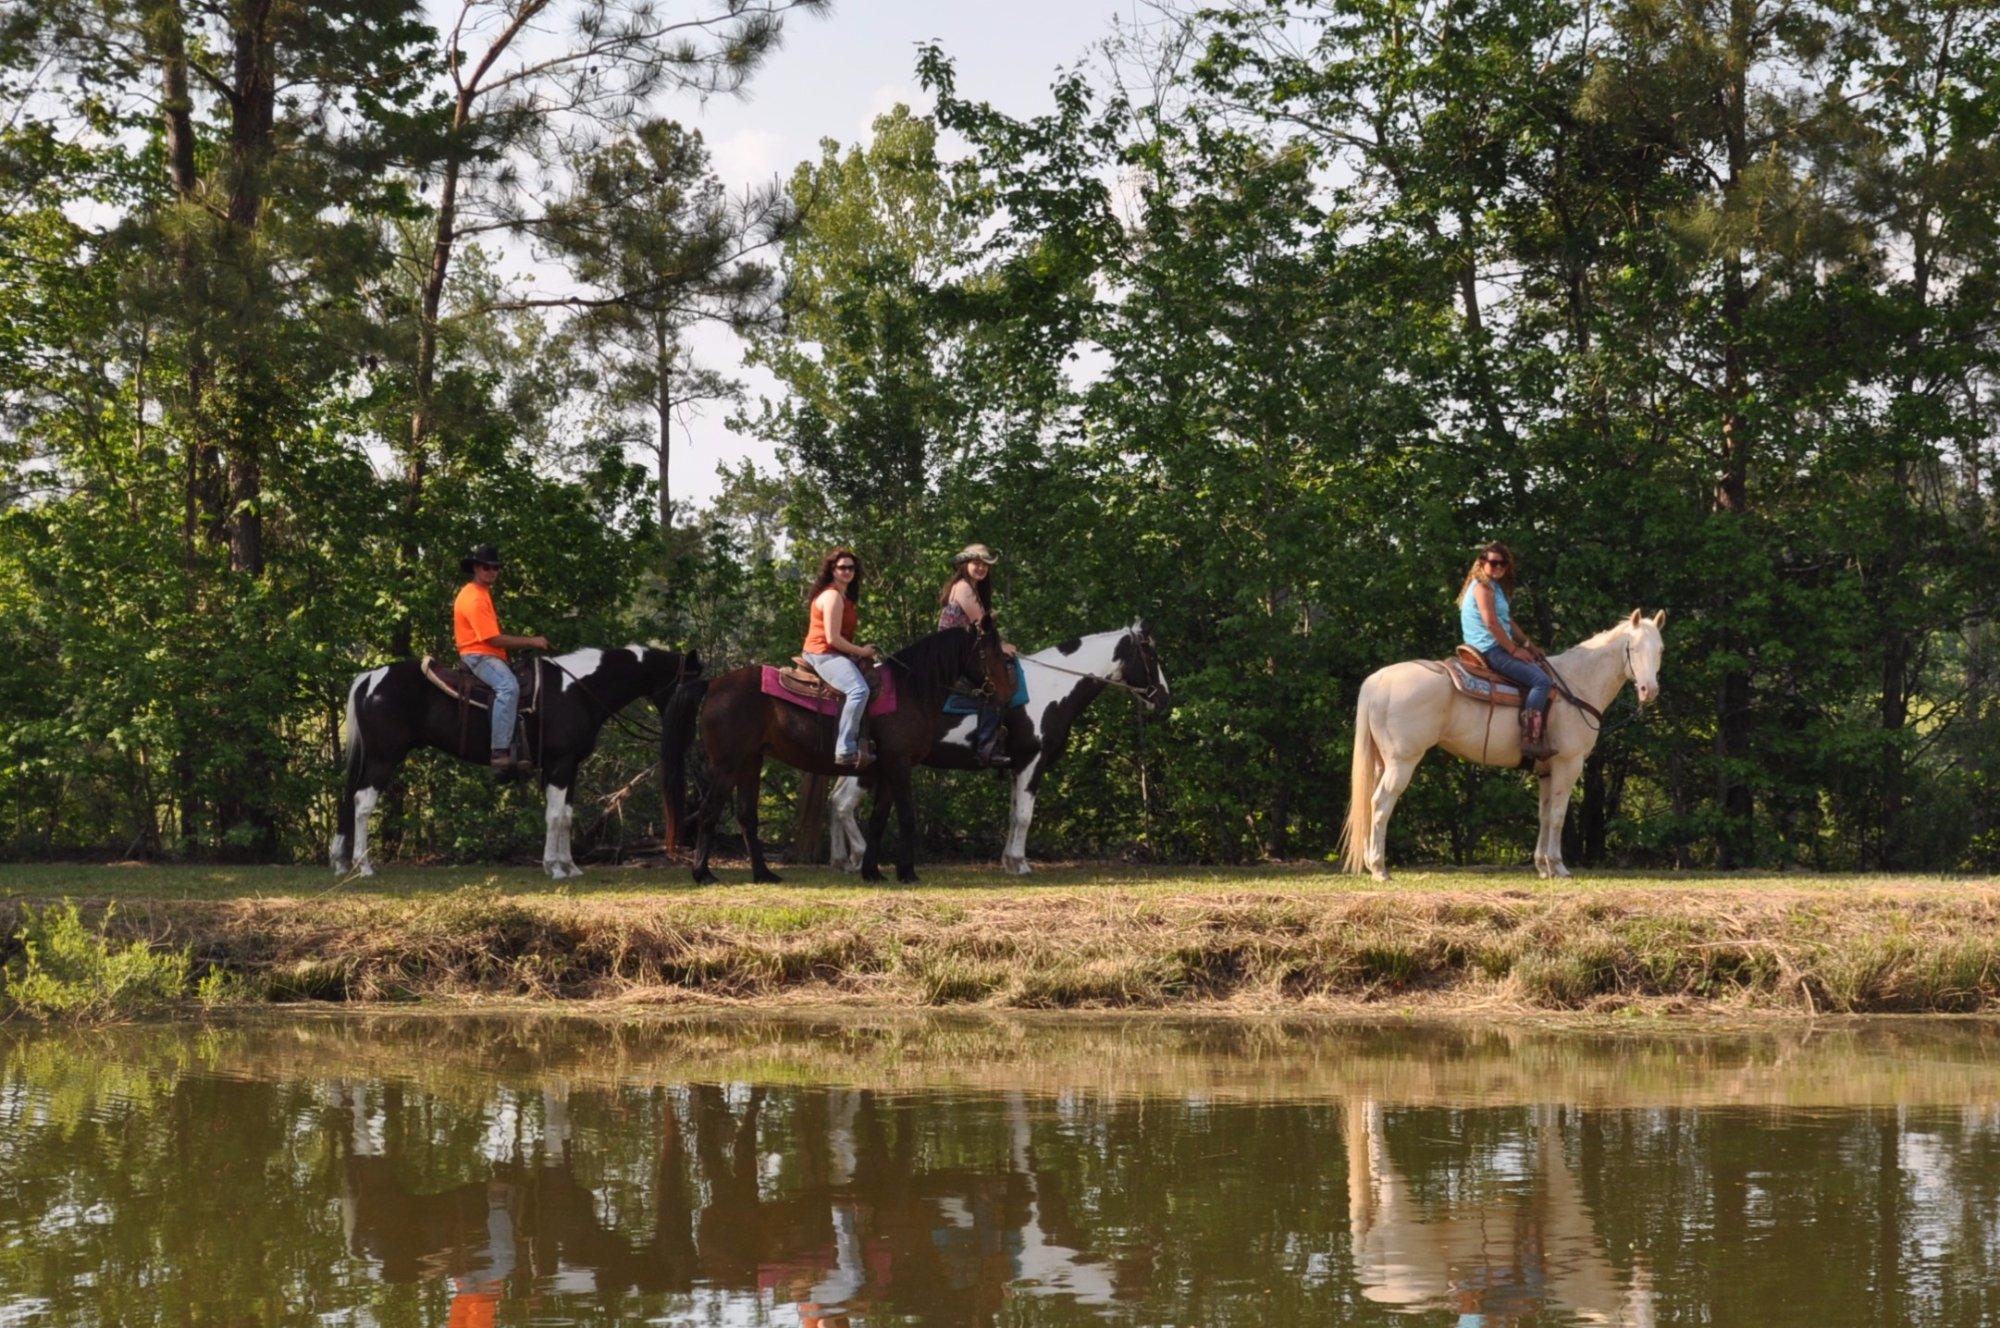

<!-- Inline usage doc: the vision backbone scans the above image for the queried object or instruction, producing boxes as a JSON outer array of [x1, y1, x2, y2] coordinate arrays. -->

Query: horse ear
[[1650, 609, 1668, 629], [1628, 608, 1643, 626]]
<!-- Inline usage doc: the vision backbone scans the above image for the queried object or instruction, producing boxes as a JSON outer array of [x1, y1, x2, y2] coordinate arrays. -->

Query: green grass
[[0, 859, 1987, 903]]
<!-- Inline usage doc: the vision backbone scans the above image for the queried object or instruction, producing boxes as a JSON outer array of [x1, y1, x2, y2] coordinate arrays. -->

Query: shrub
[[3, 901, 193, 1019]]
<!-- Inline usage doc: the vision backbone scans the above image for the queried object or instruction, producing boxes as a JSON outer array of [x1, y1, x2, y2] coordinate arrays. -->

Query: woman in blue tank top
[[1457, 541, 1554, 756]]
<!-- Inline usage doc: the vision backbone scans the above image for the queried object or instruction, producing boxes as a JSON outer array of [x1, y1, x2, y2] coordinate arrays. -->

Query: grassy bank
[[5, 863, 2000, 1015]]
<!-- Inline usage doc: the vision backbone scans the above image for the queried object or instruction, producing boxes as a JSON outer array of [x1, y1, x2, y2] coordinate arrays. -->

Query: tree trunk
[[792, 773, 829, 865], [656, 313, 673, 529], [1712, 0, 1756, 868]]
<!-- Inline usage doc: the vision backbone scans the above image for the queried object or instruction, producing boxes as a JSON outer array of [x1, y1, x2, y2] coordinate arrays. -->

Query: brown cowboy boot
[[490, 747, 525, 779], [836, 739, 876, 773], [1519, 708, 1554, 761]]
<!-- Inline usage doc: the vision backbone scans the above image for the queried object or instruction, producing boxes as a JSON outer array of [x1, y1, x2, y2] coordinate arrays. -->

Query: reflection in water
[[3, 1016, 2000, 1325]]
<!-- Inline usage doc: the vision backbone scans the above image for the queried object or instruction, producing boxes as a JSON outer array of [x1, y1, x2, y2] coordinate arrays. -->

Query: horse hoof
[[355, 864, 376, 879], [691, 868, 717, 886], [1370, 869, 1390, 883], [1002, 856, 1032, 876], [753, 870, 784, 885], [860, 868, 884, 884], [897, 870, 919, 884]]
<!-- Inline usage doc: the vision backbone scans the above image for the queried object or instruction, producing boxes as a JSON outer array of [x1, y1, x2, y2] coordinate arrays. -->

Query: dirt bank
[[9, 871, 2000, 1015]]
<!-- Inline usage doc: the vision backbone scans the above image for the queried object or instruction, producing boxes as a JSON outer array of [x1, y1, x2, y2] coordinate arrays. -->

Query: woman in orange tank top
[[802, 548, 880, 769]]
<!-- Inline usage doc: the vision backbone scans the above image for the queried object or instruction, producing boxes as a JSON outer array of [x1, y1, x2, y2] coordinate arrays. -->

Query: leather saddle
[[420, 655, 542, 714], [778, 655, 878, 704], [1438, 645, 1524, 708]]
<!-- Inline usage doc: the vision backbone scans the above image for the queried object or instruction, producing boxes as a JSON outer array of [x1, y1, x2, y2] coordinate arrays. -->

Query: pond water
[[4, 1014, 2000, 1326]]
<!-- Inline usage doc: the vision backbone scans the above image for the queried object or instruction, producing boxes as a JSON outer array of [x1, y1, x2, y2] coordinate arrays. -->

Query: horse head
[[648, 646, 701, 705], [1623, 610, 1666, 705], [1118, 618, 1173, 715]]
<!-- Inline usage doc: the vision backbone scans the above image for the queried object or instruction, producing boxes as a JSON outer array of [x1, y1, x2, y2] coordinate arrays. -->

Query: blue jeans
[[1482, 645, 1551, 713], [462, 654, 519, 751], [805, 651, 870, 758]]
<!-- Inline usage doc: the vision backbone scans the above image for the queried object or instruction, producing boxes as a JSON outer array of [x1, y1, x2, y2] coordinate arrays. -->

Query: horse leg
[[1538, 756, 1584, 878], [887, 762, 920, 884], [689, 771, 733, 886], [348, 784, 382, 878], [1366, 754, 1422, 882], [998, 760, 1041, 876], [341, 749, 403, 878], [543, 784, 575, 880], [739, 765, 781, 884], [858, 773, 893, 884]]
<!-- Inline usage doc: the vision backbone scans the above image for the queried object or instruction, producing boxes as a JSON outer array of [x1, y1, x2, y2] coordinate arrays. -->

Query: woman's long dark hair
[[937, 565, 994, 612], [809, 548, 863, 604]]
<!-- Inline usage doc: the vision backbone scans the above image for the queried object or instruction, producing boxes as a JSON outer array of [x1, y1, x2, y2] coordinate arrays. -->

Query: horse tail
[[1339, 678, 1381, 875], [335, 671, 368, 852], [660, 674, 708, 852]]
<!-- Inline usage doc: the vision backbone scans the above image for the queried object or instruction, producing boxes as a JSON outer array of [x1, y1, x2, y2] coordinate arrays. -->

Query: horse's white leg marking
[[1534, 776, 1557, 877], [351, 787, 379, 877], [560, 788, 580, 877], [1541, 758, 1584, 878], [1000, 760, 1042, 874], [544, 785, 571, 879], [1366, 756, 1420, 882], [330, 833, 348, 873]]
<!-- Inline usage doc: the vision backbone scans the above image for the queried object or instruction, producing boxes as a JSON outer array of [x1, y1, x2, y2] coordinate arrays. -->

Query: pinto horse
[[1340, 610, 1665, 880], [826, 622, 1173, 875], [667, 621, 1012, 885], [331, 645, 699, 879]]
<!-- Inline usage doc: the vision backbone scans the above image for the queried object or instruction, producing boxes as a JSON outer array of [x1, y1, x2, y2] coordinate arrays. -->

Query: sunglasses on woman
[[1484, 557, 1509, 568]]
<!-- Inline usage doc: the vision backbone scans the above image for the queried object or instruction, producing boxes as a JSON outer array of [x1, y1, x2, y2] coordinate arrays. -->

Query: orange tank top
[[804, 593, 858, 655]]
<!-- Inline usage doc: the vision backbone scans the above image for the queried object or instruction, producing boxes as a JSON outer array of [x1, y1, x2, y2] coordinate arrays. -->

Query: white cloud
[[710, 127, 784, 183]]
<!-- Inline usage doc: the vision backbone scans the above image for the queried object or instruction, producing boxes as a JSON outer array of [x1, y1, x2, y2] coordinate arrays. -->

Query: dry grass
[[5, 867, 2000, 1014]]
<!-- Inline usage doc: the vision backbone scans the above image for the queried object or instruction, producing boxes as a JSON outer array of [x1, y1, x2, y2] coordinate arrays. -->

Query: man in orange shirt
[[454, 544, 548, 775]]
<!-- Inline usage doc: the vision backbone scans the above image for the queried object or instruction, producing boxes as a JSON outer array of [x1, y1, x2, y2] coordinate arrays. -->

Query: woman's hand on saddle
[[857, 644, 882, 662], [1001, 641, 1018, 658], [529, 635, 550, 651]]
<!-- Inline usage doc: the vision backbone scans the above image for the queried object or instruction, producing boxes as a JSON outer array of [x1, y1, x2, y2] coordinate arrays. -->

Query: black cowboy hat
[[460, 543, 502, 576]]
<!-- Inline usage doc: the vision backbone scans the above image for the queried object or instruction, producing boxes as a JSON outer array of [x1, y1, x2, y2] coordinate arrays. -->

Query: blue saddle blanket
[[944, 659, 1028, 714]]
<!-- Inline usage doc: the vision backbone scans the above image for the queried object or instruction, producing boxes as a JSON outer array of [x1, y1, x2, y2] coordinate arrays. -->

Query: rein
[[541, 653, 693, 746], [1532, 639, 1647, 737], [1020, 653, 1163, 705]]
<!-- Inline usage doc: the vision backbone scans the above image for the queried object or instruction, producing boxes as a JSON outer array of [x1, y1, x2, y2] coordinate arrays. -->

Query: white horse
[[827, 623, 1172, 875], [1340, 610, 1666, 880]]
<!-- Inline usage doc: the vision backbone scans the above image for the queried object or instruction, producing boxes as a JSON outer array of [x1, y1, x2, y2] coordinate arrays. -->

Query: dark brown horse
[[667, 621, 1011, 884]]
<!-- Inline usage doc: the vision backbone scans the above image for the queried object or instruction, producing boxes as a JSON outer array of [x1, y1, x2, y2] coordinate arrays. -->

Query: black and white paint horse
[[827, 622, 1171, 874], [331, 645, 699, 879]]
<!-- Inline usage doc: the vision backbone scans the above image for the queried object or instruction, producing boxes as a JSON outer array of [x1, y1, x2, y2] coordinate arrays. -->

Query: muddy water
[[3, 1014, 1999, 1325]]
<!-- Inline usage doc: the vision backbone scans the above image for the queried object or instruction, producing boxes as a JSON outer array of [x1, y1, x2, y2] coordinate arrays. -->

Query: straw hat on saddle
[[459, 543, 503, 576], [951, 543, 999, 568]]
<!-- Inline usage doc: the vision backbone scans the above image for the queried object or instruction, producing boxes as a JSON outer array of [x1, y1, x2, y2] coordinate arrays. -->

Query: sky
[[461, 0, 1149, 510]]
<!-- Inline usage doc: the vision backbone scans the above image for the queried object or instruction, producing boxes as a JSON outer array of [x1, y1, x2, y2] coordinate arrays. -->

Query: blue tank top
[[1460, 580, 1511, 651]]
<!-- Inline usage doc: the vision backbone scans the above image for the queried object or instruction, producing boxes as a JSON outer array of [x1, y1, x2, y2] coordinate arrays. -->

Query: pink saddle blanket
[[760, 665, 898, 717]]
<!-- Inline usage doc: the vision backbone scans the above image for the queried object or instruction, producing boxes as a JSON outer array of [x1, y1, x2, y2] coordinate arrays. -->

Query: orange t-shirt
[[804, 592, 858, 655], [454, 582, 505, 658]]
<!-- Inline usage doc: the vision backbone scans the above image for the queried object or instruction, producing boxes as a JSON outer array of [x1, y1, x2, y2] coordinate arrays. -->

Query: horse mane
[[889, 626, 978, 694]]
